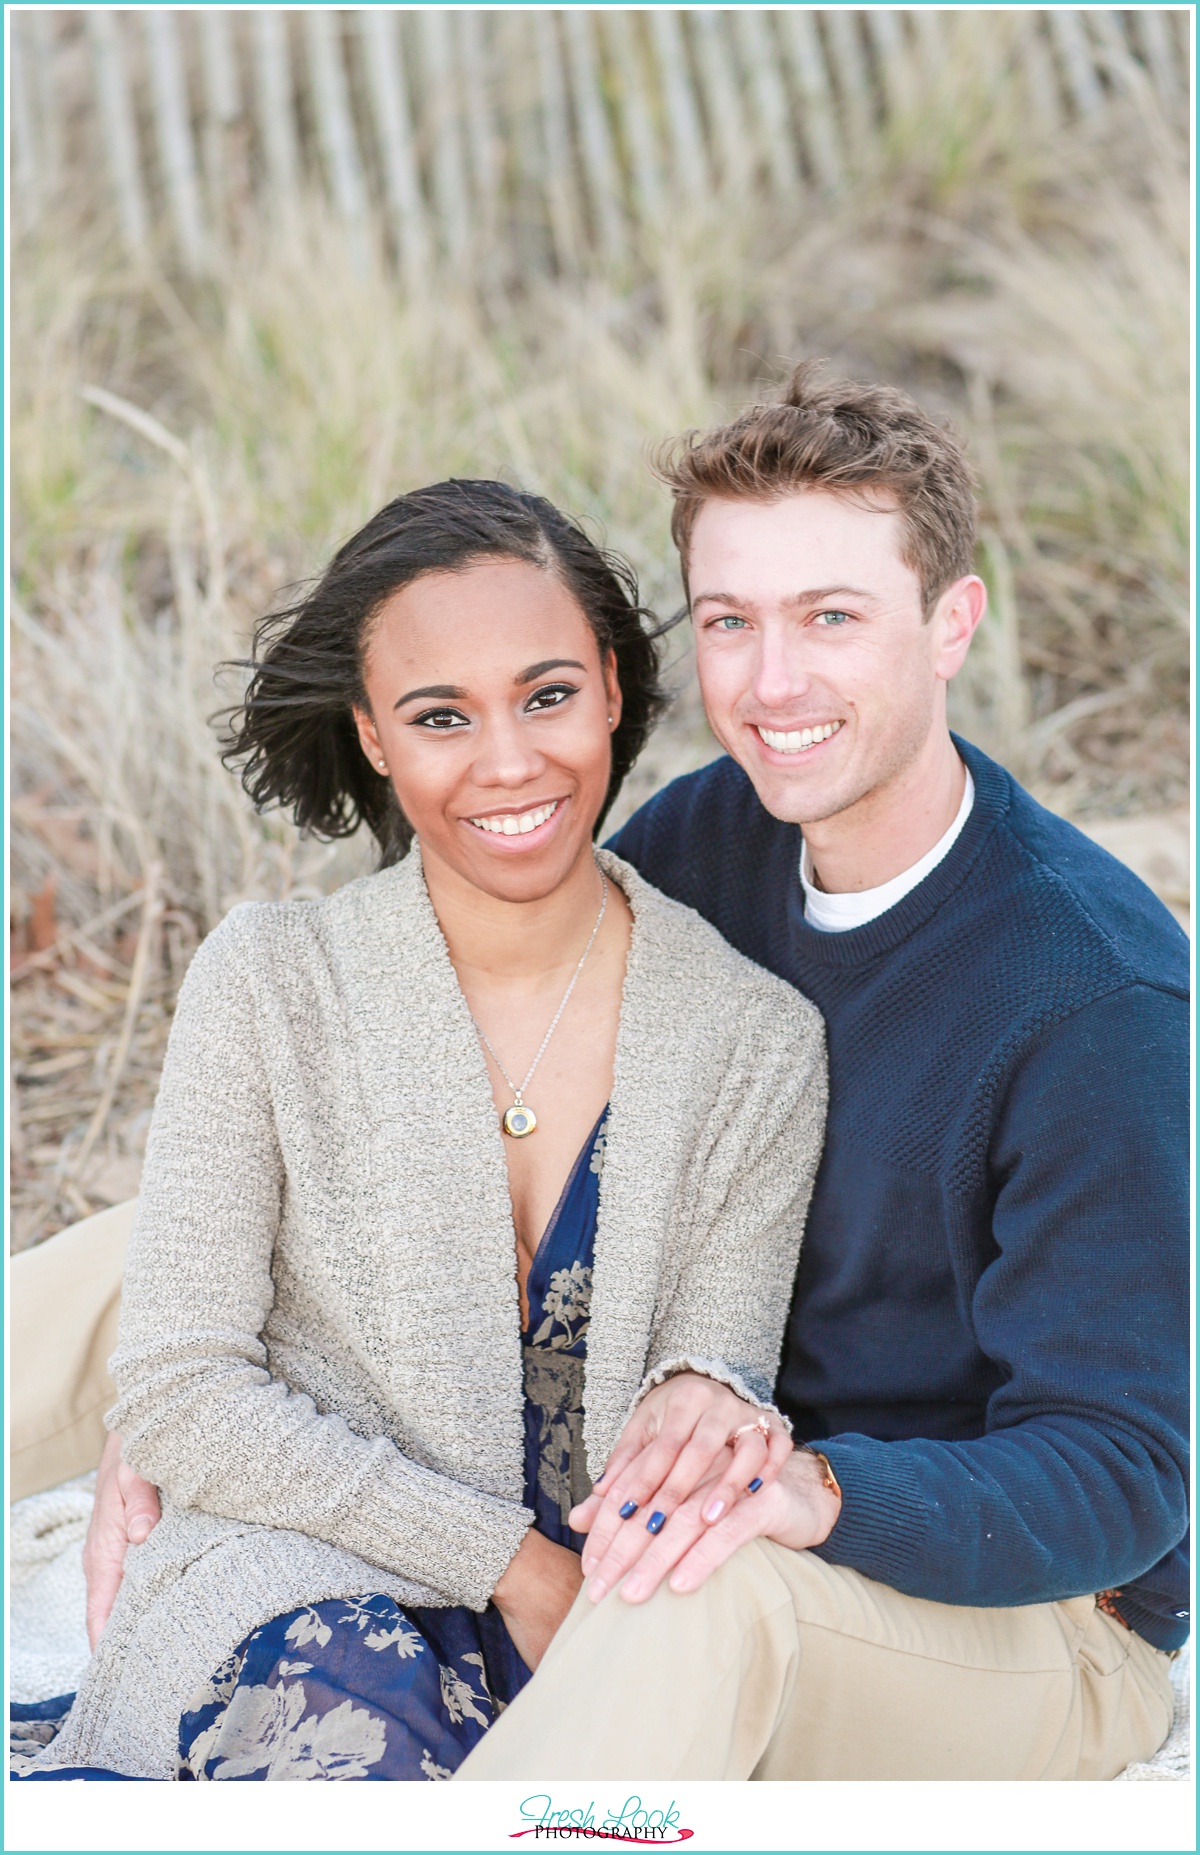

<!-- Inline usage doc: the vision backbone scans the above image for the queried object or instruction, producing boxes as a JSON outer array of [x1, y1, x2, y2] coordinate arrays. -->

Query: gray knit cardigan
[[39, 849, 826, 1778]]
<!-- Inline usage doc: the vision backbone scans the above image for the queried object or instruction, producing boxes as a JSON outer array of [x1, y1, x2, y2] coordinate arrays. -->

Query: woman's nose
[[470, 714, 547, 788]]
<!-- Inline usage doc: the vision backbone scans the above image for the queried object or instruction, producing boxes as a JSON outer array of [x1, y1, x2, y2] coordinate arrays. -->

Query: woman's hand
[[569, 1373, 792, 1603], [491, 1528, 584, 1672], [611, 1445, 841, 1607], [82, 1431, 162, 1649]]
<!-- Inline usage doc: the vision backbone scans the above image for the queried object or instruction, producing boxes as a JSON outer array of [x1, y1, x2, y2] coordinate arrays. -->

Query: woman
[[18, 480, 826, 1781]]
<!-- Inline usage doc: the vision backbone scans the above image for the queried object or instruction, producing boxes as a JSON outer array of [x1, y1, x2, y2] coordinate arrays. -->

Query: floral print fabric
[[14, 1107, 609, 1783]]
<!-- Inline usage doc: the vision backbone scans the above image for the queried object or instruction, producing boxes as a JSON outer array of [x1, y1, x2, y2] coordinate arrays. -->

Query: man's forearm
[[811, 1419, 1188, 1615]]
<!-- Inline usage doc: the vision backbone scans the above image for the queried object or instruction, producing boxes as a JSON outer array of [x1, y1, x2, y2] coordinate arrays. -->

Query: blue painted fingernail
[[619, 1500, 638, 1519], [594, 1471, 606, 1485], [646, 1510, 666, 1534], [748, 1477, 763, 1493]]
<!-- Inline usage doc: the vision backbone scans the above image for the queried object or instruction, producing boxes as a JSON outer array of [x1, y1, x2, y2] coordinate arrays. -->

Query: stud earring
[[377, 760, 386, 771]]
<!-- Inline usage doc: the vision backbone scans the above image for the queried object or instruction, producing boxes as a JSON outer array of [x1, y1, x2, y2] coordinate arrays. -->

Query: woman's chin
[[422, 810, 600, 905]]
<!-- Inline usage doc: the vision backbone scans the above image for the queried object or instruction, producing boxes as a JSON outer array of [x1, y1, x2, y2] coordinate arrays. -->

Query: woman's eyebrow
[[514, 658, 586, 684], [394, 683, 467, 708]]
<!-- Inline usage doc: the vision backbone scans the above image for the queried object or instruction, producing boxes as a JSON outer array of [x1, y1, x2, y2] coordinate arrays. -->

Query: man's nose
[[752, 632, 811, 711]]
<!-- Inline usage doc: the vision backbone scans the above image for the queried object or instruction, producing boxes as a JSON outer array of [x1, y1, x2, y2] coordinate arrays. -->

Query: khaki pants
[[9, 1202, 134, 1502], [11, 1208, 1177, 1780], [456, 1539, 1175, 1781]]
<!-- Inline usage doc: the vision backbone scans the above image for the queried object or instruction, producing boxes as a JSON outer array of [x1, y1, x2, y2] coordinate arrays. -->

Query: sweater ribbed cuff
[[807, 1434, 937, 1587], [631, 1355, 792, 1436]]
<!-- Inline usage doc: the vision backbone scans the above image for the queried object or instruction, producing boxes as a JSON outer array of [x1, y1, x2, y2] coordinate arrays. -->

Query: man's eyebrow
[[691, 586, 875, 609], [514, 658, 586, 683], [394, 684, 467, 708]]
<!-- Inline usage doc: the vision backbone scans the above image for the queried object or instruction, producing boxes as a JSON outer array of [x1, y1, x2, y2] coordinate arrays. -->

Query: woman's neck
[[419, 840, 610, 983]]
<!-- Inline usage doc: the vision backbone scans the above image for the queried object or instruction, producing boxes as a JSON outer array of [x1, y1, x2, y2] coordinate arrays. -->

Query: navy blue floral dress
[[13, 1108, 608, 1783]]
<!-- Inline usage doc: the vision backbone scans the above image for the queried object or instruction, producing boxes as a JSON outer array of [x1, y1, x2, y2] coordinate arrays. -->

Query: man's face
[[689, 492, 980, 826]]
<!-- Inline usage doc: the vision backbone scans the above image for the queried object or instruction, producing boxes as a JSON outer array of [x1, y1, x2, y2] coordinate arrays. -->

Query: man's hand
[[492, 1529, 584, 1672], [602, 1446, 842, 1607], [82, 1431, 162, 1649], [568, 1374, 792, 1603]]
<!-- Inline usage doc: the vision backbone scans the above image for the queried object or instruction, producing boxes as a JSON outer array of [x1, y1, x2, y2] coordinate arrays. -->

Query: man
[[454, 364, 1188, 1779], [60, 365, 1188, 1778]]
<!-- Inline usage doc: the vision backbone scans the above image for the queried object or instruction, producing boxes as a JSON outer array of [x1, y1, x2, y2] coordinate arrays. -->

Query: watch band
[[801, 1443, 842, 1501]]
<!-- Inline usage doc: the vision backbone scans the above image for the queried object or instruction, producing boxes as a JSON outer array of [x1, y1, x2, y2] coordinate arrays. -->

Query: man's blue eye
[[815, 611, 851, 627]]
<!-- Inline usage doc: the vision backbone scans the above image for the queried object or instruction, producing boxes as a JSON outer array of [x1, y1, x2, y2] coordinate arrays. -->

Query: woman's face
[[353, 557, 622, 903]]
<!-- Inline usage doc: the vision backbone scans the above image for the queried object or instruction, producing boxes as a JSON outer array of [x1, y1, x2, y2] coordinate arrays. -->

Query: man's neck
[[803, 730, 967, 895]]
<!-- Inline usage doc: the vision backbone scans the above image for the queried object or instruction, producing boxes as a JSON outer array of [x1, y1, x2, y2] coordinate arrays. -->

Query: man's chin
[[734, 758, 868, 828]]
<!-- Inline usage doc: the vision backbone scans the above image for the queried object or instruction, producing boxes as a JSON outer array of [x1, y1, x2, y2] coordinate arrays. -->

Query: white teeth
[[468, 801, 559, 836], [756, 721, 842, 755]]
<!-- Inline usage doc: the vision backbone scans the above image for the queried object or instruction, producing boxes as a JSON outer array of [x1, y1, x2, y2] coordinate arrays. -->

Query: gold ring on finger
[[728, 1415, 772, 1446]]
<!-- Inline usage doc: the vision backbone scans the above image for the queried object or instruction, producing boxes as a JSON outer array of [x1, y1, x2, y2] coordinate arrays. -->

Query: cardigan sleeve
[[637, 976, 827, 1416], [107, 914, 533, 1612]]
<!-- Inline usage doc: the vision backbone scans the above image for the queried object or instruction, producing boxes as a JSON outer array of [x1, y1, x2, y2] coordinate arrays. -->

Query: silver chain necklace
[[472, 873, 609, 1139]]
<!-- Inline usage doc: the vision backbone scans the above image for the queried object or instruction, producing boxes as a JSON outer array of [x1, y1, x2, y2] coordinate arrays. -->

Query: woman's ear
[[603, 650, 623, 732], [352, 704, 388, 773]]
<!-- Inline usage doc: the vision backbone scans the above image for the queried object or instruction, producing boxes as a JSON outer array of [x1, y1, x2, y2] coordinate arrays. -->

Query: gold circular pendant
[[503, 1103, 537, 1138]]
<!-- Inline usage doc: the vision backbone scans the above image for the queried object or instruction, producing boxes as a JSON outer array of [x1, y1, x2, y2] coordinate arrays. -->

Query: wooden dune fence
[[10, 8, 1190, 284]]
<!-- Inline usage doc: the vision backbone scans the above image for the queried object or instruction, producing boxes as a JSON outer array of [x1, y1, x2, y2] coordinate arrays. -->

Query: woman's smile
[[463, 796, 567, 846]]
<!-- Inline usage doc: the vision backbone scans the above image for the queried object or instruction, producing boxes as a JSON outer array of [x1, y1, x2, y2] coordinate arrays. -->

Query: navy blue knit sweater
[[608, 737, 1190, 1651]]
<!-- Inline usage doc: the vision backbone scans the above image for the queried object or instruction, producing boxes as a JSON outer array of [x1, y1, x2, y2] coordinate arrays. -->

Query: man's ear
[[932, 575, 987, 683]]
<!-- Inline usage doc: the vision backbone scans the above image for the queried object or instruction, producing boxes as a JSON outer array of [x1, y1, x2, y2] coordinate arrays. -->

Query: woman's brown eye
[[413, 708, 469, 729], [527, 683, 576, 711]]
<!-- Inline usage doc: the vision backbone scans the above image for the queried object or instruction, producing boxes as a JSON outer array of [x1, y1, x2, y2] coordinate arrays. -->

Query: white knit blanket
[[8, 1480, 1191, 1779], [10, 1476, 96, 1705]]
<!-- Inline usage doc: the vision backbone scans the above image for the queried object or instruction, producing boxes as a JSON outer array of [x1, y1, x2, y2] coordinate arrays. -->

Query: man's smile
[[754, 719, 844, 756]]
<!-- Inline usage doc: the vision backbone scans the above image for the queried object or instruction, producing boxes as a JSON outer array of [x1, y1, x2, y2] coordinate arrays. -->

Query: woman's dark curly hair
[[222, 480, 670, 866]]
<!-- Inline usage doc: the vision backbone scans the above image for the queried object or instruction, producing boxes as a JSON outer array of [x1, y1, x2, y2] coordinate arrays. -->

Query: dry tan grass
[[9, 80, 1189, 1247]]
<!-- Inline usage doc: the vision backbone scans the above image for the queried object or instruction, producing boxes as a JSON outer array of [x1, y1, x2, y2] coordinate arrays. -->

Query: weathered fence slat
[[692, 11, 756, 200], [864, 8, 917, 123], [454, 10, 501, 254], [534, 10, 580, 274], [779, 10, 844, 192], [1016, 11, 1065, 129], [1048, 8, 1106, 115], [649, 10, 712, 201], [731, 9, 801, 197], [304, 10, 370, 262], [910, 8, 947, 90], [253, 10, 301, 200], [418, 9, 471, 265], [1131, 8, 1184, 115], [562, 8, 625, 263], [29, 9, 64, 200], [199, 11, 239, 244], [823, 9, 875, 160], [10, 17, 39, 217], [362, 10, 432, 289], [604, 11, 664, 226], [143, 10, 208, 275], [87, 11, 149, 252]]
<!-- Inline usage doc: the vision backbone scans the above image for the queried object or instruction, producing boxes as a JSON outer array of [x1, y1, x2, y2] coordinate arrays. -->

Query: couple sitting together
[[14, 366, 1187, 1782]]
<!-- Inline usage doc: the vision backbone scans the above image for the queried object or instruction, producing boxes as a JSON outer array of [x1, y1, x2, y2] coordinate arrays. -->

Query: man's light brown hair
[[656, 360, 978, 615]]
